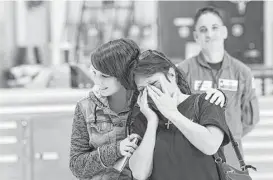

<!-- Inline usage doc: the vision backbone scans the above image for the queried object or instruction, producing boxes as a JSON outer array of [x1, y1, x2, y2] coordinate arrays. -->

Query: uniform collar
[[197, 51, 231, 70]]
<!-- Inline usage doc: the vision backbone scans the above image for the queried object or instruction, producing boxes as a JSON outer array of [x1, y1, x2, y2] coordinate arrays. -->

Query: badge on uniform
[[194, 80, 213, 91], [218, 79, 238, 91]]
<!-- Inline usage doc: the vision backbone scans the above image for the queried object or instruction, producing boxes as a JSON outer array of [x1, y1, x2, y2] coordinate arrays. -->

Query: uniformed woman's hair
[[91, 38, 140, 90]]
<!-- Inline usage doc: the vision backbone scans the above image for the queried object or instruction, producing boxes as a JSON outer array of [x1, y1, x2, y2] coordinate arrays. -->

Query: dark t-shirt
[[131, 93, 230, 180]]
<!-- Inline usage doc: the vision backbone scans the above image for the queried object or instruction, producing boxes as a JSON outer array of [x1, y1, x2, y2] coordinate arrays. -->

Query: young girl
[[69, 39, 140, 180], [69, 38, 227, 180], [129, 50, 230, 180]]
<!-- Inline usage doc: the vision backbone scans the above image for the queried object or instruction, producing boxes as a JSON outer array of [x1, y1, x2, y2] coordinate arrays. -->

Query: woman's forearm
[[167, 111, 223, 155], [129, 122, 157, 180], [70, 141, 121, 178]]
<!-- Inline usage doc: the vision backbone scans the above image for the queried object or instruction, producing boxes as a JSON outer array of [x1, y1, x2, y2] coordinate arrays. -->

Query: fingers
[[124, 146, 136, 153], [215, 94, 225, 108], [121, 142, 138, 157], [208, 91, 225, 107], [218, 90, 226, 108], [205, 88, 226, 107], [220, 99, 224, 108], [142, 88, 148, 104], [137, 88, 148, 107], [148, 85, 162, 97], [205, 92, 212, 100], [171, 90, 178, 98], [127, 143, 138, 150], [147, 86, 158, 102], [128, 133, 141, 141], [204, 88, 218, 103], [209, 92, 219, 103], [205, 88, 214, 100], [214, 96, 222, 106], [147, 87, 160, 108], [159, 76, 170, 95]]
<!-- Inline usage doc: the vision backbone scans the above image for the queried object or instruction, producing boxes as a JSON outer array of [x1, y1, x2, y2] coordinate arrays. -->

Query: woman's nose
[[206, 29, 213, 38]]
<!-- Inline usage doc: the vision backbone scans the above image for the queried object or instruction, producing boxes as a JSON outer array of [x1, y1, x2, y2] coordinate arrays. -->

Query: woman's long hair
[[126, 50, 192, 135], [91, 38, 140, 90], [90, 38, 141, 134]]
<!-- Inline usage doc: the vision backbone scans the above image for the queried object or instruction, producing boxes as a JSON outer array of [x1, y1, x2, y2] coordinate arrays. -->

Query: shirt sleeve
[[241, 71, 260, 136], [130, 112, 148, 139], [198, 95, 230, 146], [69, 103, 122, 179]]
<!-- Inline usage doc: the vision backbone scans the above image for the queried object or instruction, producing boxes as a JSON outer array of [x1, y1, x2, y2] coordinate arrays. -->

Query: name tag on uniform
[[194, 80, 213, 91], [218, 79, 238, 91]]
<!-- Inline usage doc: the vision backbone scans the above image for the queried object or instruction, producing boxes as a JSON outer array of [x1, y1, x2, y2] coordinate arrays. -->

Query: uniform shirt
[[69, 86, 133, 180], [131, 94, 230, 180], [177, 52, 259, 139]]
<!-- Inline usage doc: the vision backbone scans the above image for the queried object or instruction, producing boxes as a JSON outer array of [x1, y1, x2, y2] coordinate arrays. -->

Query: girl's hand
[[119, 134, 140, 157], [137, 88, 159, 125]]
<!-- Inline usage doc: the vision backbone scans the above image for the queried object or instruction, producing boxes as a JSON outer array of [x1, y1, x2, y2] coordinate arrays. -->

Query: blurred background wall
[[0, 1, 272, 180]]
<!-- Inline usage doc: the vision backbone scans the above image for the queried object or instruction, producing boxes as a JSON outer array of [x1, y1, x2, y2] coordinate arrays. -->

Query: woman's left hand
[[205, 88, 226, 108], [146, 80, 178, 119]]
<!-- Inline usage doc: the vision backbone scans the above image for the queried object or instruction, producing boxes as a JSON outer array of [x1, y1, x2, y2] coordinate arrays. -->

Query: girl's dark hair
[[133, 50, 191, 95], [126, 50, 192, 135], [90, 38, 140, 133], [194, 6, 224, 29], [91, 38, 140, 90]]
